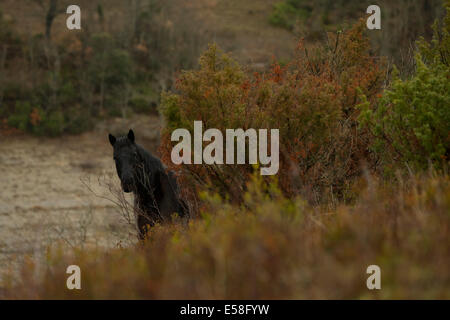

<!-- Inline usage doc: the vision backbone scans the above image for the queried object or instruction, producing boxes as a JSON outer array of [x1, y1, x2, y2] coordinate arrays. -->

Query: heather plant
[[160, 21, 386, 209]]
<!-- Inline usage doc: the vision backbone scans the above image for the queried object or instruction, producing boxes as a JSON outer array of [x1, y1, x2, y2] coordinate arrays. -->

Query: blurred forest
[[0, 0, 449, 299], [0, 0, 445, 135]]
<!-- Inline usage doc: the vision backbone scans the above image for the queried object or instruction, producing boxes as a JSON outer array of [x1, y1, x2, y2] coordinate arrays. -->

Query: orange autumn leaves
[[160, 20, 386, 208]]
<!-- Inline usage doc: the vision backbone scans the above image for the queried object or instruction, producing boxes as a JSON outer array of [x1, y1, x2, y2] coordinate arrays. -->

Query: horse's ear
[[128, 129, 135, 143], [108, 134, 116, 146]]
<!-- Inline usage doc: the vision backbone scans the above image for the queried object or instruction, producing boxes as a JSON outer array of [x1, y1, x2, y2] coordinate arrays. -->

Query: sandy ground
[[0, 115, 161, 279]]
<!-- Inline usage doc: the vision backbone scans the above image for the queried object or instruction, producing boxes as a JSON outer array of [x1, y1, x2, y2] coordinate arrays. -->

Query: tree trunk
[[45, 0, 58, 40]]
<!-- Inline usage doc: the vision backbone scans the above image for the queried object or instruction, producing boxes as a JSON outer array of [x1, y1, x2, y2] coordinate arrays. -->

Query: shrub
[[358, 2, 450, 172], [38, 110, 65, 136], [417, 0, 450, 68], [63, 107, 94, 135], [129, 96, 157, 114], [160, 21, 386, 210], [7, 102, 35, 132], [7, 101, 67, 137], [3, 172, 449, 299], [269, 0, 312, 31]]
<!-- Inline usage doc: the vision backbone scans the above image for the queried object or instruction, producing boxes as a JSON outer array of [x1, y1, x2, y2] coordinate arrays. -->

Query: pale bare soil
[[0, 115, 161, 279]]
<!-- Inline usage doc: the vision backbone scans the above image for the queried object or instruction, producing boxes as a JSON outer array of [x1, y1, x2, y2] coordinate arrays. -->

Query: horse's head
[[108, 129, 140, 193]]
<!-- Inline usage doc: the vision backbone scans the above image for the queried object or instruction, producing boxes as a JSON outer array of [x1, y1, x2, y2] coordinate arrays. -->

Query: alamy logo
[[171, 121, 279, 175], [66, 5, 81, 30], [65, 6, 380, 32], [366, 265, 381, 290], [66, 265, 81, 290], [367, 5, 381, 30]]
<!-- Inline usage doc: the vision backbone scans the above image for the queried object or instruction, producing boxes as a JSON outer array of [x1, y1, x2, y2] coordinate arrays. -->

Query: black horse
[[108, 129, 187, 239]]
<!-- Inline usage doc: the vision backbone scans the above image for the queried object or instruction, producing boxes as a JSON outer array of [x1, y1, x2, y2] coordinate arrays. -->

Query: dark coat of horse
[[108, 129, 187, 239]]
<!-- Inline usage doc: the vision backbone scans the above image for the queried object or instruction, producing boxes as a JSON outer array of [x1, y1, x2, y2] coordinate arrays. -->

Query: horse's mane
[[136, 143, 165, 173], [135, 142, 181, 197]]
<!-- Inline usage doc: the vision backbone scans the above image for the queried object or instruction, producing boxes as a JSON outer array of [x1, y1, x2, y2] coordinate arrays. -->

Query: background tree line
[[0, 0, 206, 135]]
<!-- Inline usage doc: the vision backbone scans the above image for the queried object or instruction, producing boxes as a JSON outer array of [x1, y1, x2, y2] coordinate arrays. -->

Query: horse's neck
[[134, 170, 163, 203]]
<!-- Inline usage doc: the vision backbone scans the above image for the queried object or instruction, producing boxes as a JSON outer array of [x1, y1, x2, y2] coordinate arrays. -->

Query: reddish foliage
[[160, 21, 386, 213]]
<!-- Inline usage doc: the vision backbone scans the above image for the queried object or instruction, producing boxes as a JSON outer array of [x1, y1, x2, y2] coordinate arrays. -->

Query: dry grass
[[2, 171, 449, 299]]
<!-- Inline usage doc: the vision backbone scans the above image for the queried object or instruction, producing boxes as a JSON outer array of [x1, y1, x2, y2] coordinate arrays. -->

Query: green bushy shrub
[[358, 2, 450, 171], [37, 110, 65, 136], [62, 107, 94, 135], [358, 58, 450, 171], [269, 0, 312, 31], [418, 0, 450, 68], [129, 97, 158, 114], [7, 101, 66, 137], [7, 102, 34, 132]]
